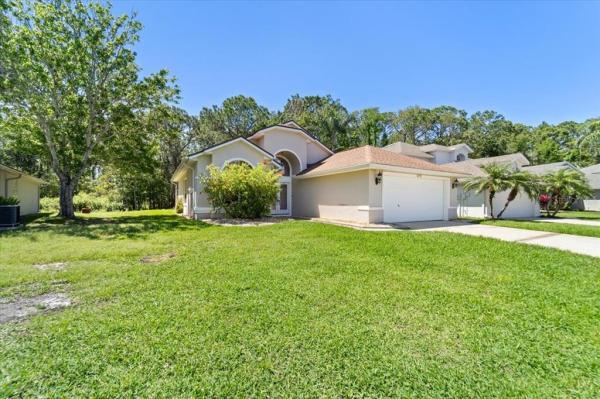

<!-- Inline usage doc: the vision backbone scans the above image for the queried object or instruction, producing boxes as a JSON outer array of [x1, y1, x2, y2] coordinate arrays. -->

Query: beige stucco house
[[172, 121, 471, 224], [0, 164, 45, 215]]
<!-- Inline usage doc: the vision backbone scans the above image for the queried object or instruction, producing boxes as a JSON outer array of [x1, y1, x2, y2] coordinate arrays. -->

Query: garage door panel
[[383, 174, 445, 222]]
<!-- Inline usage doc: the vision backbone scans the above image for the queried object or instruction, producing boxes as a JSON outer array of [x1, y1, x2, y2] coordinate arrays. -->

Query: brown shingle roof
[[298, 145, 468, 177]]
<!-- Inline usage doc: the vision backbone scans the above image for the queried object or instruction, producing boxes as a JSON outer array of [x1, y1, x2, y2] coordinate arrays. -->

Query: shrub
[[40, 194, 125, 213], [201, 163, 280, 219], [175, 199, 184, 214], [0, 196, 20, 205]]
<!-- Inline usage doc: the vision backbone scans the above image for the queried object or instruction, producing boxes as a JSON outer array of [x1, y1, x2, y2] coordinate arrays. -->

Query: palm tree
[[541, 169, 593, 217], [496, 171, 539, 219], [463, 163, 513, 219]]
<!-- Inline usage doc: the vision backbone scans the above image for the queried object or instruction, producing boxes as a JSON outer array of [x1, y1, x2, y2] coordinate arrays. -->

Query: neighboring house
[[580, 164, 600, 211], [385, 143, 541, 219], [171, 121, 468, 224], [0, 164, 45, 215]]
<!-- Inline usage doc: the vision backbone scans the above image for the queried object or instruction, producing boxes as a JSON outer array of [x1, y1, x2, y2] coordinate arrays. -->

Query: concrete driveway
[[397, 221, 600, 258]]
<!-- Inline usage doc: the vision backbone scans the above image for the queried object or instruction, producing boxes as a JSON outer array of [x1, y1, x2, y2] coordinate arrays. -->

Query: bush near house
[[0, 196, 20, 205], [175, 199, 184, 214], [202, 163, 280, 219]]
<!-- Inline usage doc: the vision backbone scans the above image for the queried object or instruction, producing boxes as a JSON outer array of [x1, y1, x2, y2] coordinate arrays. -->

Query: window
[[225, 159, 252, 168], [277, 157, 291, 176], [456, 153, 466, 162]]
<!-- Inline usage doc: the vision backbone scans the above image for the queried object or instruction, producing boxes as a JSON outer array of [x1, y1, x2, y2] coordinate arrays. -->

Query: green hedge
[[40, 193, 125, 213]]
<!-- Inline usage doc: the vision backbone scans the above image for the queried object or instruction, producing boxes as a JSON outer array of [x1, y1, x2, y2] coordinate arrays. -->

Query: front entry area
[[382, 173, 445, 222], [272, 182, 290, 215]]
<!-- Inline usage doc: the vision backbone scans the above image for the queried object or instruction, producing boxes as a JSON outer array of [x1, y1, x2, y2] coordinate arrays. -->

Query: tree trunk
[[488, 190, 496, 219], [58, 178, 76, 219], [496, 188, 517, 219]]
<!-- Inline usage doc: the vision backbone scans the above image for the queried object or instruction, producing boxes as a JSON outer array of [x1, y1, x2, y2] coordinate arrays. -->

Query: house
[[171, 121, 469, 224], [0, 164, 45, 215], [173, 121, 590, 223], [580, 164, 600, 211]]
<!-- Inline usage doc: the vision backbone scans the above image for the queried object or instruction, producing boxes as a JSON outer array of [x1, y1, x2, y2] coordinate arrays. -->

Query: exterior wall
[[455, 185, 487, 218], [260, 128, 309, 170], [194, 156, 212, 211], [1, 171, 41, 215], [293, 170, 371, 223], [430, 151, 452, 164], [367, 170, 384, 223], [582, 190, 600, 211], [456, 184, 540, 219], [0, 170, 5, 197], [307, 142, 330, 165], [210, 140, 269, 169]]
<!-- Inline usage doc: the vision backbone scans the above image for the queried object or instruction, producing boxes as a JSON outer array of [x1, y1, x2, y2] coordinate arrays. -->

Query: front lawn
[[1, 210, 599, 397], [556, 210, 600, 220], [475, 219, 600, 238]]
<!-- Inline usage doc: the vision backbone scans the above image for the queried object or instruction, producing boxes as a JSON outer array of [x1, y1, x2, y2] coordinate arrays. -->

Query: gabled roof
[[247, 120, 334, 154], [465, 153, 530, 167], [0, 164, 46, 184], [187, 136, 277, 160], [171, 137, 281, 182], [581, 163, 600, 174], [419, 143, 473, 153], [522, 161, 579, 175], [384, 142, 434, 159], [297, 145, 470, 178], [581, 163, 600, 189]]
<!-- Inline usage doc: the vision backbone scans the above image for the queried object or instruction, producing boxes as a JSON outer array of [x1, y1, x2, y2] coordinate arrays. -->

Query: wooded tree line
[[0, 1, 598, 216]]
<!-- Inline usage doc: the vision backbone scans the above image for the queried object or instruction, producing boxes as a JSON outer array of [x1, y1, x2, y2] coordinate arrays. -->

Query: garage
[[382, 173, 446, 222]]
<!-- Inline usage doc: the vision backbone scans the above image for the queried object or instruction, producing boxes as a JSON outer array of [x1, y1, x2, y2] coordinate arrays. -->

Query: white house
[[0, 164, 45, 215]]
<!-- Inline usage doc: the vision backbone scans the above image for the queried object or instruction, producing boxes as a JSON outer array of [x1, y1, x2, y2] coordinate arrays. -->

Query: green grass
[[1, 210, 599, 397], [475, 219, 600, 238], [556, 210, 600, 220]]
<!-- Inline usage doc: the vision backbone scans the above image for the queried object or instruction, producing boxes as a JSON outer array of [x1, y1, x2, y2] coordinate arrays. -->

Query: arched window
[[456, 153, 466, 162], [224, 159, 252, 168], [277, 156, 291, 176]]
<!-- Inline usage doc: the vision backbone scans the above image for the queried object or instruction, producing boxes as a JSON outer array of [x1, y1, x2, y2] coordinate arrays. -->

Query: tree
[[463, 163, 518, 219], [0, 0, 176, 218], [279, 94, 352, 149], [351, 108, 390, 147], [495, 171, 538, 219], [541, 169, 593, 217], [198, 95, 271, 139]]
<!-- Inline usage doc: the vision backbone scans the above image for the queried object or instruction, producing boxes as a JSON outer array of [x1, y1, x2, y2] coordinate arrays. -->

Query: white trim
[[189, 137, 277, 160], [275, 149, 304, 174], [222, 158, 254, 168], [295, 163, 470, 179], [357, 206, 383, 212], [250, 125, 333, 155]]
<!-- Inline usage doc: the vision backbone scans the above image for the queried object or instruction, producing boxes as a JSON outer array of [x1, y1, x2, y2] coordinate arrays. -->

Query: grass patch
[[1, 210, 599, 397], [476, 219, 600, 238], [556, 210, 600, 220]]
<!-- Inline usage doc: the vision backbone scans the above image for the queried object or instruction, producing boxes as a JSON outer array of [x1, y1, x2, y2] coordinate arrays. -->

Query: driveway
[[398, 221, 600, 258]]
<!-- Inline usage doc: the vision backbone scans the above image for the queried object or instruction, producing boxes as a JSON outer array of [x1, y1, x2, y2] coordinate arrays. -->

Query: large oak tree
[[0, 0, 177, 218]]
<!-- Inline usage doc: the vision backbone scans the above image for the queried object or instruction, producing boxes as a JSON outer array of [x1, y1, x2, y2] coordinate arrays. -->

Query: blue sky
[[112, 1, 600, 126]]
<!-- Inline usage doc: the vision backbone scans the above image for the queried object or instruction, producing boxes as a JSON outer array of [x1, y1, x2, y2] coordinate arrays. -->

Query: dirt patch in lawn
[[203, 217, 294, 227], [0, 293, 72, 324], [34, 262, 67, 271], [140, 252, 177, 264]]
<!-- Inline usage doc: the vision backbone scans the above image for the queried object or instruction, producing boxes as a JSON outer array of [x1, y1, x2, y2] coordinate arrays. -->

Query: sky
[[111, 0, 600, 126]]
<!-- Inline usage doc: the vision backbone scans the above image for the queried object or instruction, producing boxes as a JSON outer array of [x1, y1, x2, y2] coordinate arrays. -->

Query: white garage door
[[383, 173, 445, 222]]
